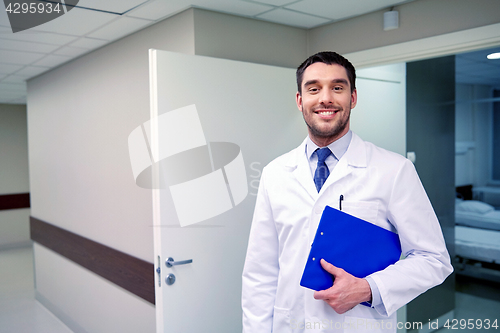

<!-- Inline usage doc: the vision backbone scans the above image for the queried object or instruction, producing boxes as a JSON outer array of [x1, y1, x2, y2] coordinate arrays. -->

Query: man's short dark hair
[[296, 51, 356, 94]]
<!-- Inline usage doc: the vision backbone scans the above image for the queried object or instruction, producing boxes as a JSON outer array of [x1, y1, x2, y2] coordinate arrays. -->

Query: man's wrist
[[364, 276, 382, 307], [360, 278, 372, 303]]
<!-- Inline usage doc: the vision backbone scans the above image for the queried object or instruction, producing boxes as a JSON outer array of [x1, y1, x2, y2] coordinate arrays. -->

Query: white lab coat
[[242, 133, 453, 333]]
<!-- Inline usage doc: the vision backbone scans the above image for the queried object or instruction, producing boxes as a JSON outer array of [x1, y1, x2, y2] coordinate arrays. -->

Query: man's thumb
[[320, 259, 342, 276]]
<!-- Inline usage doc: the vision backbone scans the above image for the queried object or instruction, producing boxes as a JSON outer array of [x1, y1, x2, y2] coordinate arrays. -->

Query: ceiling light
[[383, 10, 399, 31], [487, 52, 500, 60]]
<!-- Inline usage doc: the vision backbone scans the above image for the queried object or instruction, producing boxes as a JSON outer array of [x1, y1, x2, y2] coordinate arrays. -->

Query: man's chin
[[311, 125, 349, 140], [312, 127, 342, 138]]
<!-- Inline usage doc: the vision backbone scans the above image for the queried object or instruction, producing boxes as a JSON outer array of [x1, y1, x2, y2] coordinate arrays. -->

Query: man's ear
[[350, 89, 358, 109], [296, 91, 303, 112]]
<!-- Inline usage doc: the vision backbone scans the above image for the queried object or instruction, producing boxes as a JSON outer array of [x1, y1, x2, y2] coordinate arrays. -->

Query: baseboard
[[35, 290, 88, 333], [0, 240, 33, 252]]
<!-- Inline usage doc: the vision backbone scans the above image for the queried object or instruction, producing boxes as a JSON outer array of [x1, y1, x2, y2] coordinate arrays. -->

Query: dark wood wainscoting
[[30, 217, 155, 304], [0, 193, 30, 210]]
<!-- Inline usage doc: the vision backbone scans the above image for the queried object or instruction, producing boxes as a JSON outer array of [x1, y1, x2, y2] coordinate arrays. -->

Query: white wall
[[28, 9, 195, 262], [193, 9, 307, 69], [28, 10, 195, 333], [0, 104, 30, 249]]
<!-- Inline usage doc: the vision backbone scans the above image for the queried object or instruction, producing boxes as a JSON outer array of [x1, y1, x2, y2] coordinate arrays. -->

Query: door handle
[[166, 257, 193, 267], [156, 256, 161, 287]]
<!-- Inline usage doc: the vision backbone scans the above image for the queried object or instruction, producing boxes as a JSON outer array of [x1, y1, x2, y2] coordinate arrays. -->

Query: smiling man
[[297, 60, 356, 148], [242, 52, 453, 332]]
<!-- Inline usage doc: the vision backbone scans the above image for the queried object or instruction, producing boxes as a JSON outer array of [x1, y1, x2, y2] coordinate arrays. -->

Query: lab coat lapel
[[288, 139, 318, 200], [321, 158, 350, 192], [319, 133, 367, 194], [288, 134, 367, 200]]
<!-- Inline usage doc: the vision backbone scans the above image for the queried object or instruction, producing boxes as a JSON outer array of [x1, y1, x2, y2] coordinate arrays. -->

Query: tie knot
[[316, 148, 331, 163]]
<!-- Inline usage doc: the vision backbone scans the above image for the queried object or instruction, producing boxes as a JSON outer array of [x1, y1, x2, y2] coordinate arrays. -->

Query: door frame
[[346, 22, 500, 68]]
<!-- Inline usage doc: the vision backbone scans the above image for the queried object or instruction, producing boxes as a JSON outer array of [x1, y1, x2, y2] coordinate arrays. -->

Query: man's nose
[[318, 89, 334, 105]]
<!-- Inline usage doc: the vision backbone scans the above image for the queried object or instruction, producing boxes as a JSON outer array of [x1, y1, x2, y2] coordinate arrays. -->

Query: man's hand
[[313, 259, 372, 314]]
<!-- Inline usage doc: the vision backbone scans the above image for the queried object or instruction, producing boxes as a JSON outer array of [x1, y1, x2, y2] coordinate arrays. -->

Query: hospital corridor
[[1, 0, 500, 332]]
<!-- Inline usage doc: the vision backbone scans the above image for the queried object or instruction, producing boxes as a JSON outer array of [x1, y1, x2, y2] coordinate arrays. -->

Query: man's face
[[296, 62, 357, 147]]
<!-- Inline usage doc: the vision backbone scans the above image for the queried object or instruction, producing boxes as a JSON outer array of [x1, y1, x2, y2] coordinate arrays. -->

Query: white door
[[148, 50, 304, 332]]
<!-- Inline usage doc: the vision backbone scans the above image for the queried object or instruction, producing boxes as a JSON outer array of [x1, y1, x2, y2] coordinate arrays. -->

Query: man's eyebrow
[[303, 78, 349, 87], [331, 78, 348, 85], [303, 79, 319, 87]]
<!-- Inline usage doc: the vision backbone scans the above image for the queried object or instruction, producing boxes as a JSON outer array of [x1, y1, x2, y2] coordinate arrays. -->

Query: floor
[[435, 285, 500, 332], [0, 246, 499, 333], [434, 275, 500, 332], [0, 246, 73, 333]]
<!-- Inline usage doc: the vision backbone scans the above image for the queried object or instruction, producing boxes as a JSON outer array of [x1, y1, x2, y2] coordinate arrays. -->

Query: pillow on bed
[[456, 200, 494, 214]]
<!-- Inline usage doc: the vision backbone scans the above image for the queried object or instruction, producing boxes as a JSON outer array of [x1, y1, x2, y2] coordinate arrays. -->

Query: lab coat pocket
[[341, 201, 379, 225], [343, 316, 396, 333], [272, 306, 291, 332]]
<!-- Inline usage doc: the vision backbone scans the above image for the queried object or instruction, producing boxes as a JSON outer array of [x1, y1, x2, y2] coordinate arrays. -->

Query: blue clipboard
[[300, 205, 401, 291]]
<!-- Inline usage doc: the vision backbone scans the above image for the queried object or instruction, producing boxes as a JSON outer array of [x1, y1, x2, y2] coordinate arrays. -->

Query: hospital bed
[[454, 195, 500, 282]]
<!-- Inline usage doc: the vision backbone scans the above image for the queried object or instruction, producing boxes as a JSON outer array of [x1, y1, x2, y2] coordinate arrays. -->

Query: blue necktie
[[314, 148, 331, 192]]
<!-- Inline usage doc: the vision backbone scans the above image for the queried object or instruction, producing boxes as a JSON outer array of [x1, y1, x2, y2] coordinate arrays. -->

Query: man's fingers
[[313, 260, 348, 302], [313, 290, 328, 300], [314, 260, 341, 300]]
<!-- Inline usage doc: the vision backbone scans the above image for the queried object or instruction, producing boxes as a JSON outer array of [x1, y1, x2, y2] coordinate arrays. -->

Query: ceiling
[[0, 0, 499, 104], [456, 46, 500, 90]]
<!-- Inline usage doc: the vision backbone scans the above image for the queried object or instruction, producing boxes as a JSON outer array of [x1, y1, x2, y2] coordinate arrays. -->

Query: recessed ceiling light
[[487, 52, 500, 60]]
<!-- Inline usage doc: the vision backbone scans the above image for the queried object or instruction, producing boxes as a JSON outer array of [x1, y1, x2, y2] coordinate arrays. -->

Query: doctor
[[242, 51, 453, 332]]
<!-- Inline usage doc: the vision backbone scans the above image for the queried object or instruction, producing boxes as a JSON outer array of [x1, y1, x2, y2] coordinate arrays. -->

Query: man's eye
[[308, 88, 319, 93], [333, 86, 343, 91]]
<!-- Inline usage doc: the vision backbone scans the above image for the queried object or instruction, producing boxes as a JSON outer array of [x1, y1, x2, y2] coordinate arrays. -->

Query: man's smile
[[314, 109, 340, 119]]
